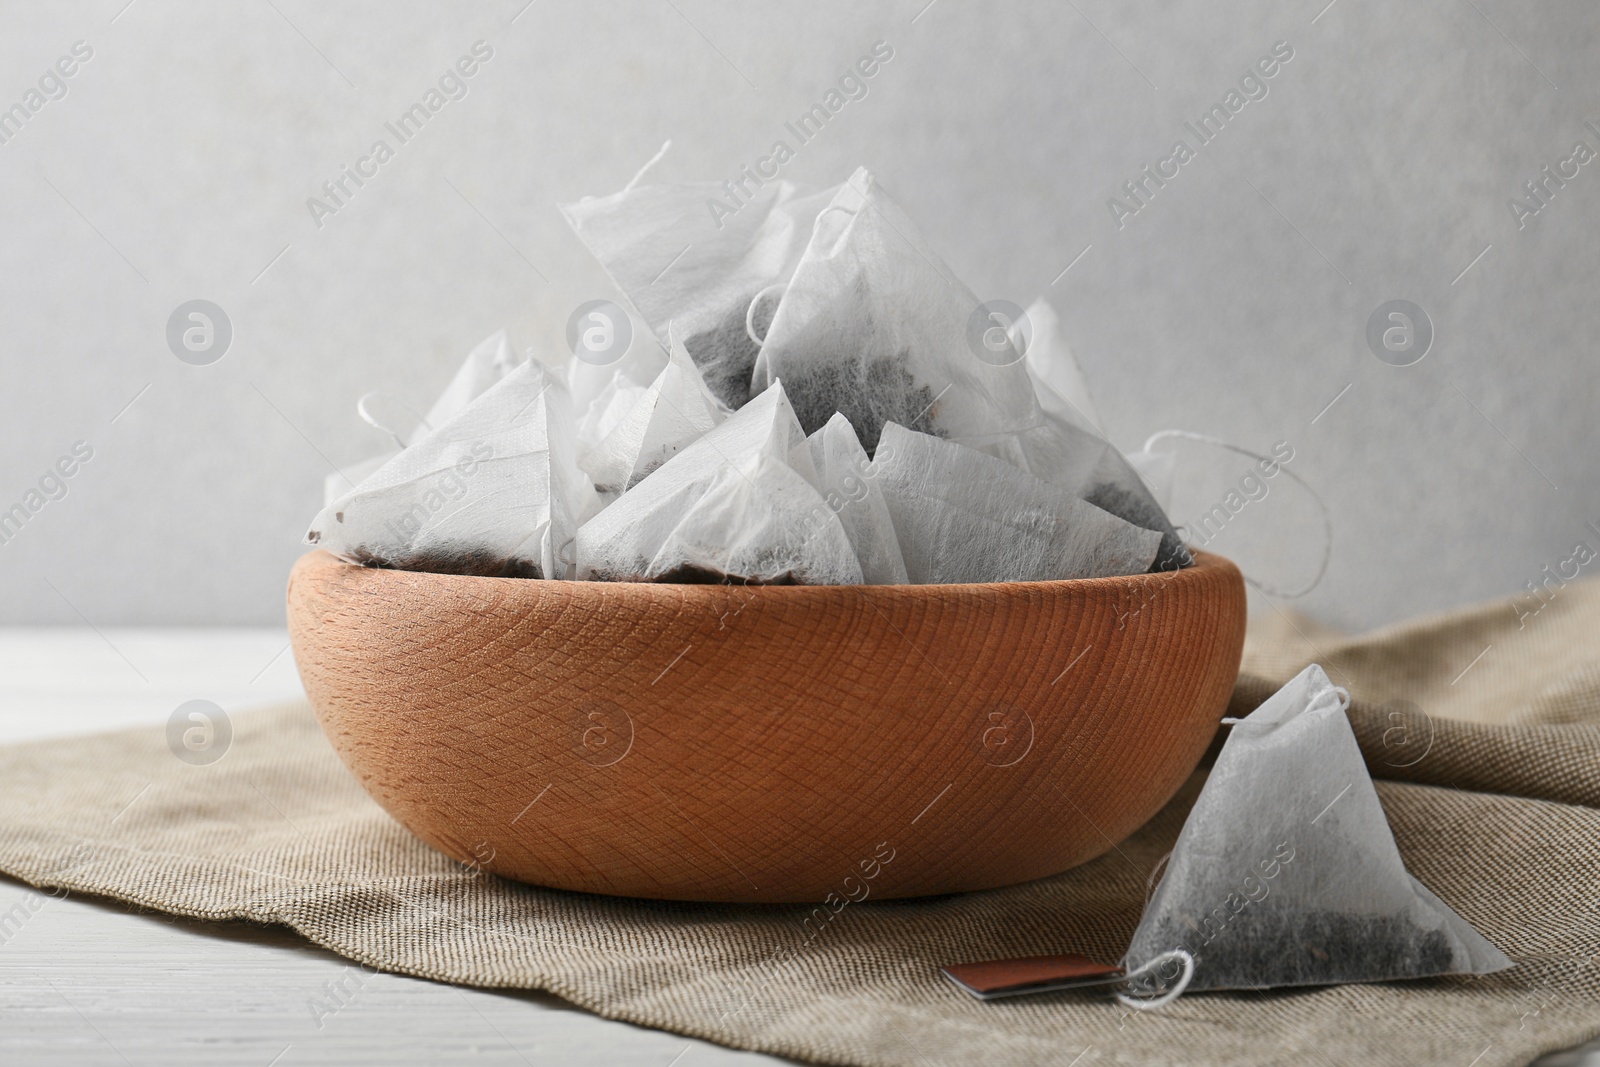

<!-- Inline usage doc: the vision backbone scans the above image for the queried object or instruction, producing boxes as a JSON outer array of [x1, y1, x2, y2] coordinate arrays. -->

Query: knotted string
[[1114, 949, 1196, 1011]]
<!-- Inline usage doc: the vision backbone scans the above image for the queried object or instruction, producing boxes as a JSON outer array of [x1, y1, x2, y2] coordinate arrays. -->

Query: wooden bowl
[[287, 549, 1245, 903]]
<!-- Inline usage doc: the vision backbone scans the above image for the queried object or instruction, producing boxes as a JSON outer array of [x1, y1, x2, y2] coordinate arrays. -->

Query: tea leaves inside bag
[[561, 179, 834, 409], [752, 168, 1043, 453], [1123, 664, 1513, 992]]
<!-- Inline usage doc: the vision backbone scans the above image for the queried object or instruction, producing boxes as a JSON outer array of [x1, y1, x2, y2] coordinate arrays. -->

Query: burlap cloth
[[2, 580, 1598, 1067]]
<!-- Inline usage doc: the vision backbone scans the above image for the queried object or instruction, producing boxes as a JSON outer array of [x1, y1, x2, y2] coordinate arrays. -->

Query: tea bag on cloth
[[323, 329, 525, 505], [579, 327, 731, 498], [1122, 664, 1514, 994], [576, 382, 862, 585], [750, 167, 1043, 453], [561, 178, 834, 409], [806, 413, 908, 585], [306, 360, 598, 580], [871, 422, 1160, 584]]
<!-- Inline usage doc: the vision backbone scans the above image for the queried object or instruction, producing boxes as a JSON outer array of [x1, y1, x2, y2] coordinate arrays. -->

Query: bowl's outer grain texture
[[287, 550, 1246, 903]]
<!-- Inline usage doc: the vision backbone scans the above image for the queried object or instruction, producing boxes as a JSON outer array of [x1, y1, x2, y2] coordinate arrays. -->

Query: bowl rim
[[294, 546, 1232, 600]]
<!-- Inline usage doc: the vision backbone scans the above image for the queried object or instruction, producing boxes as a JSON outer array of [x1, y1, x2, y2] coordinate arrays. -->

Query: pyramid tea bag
[[1125, 446, 1177, 513], [806, 412, 908, 585], [1000, 421, 1189, 573], [1078, 442, 1190, 572], [421, 328, 522, 432], [1123, 664, 1513, 993], [568, 312, 669, 455], [991, 297, 1189, 572], [1013, 297, 1103, 436], [574, 372, 651, 458], [323, 329, 525, 505], [751, 168, 1042, 452], [307, 360, 598, 579], [580, 327, 730, 498], [323, 452, 393, 508], [561, 178, 834, 409], [577, 382, 861, 585], [872, 422, 1160, 584]]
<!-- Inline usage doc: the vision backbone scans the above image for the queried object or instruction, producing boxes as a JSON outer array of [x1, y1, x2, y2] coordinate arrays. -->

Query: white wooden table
[[0, 629, 1593, 1066], [0, 628, 792, 1066]]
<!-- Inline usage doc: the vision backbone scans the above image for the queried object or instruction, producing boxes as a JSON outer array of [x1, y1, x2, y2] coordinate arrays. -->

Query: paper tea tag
[[941, 954, 1126, 1000]]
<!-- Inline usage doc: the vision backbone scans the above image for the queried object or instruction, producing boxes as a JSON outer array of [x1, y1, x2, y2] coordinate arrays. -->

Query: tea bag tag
[[939, 949, 1194, 1008], [940, 954, 1127, 1000]]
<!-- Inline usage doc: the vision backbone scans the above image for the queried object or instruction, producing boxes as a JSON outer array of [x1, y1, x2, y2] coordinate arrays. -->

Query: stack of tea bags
[[307, 166, 1192, 586]]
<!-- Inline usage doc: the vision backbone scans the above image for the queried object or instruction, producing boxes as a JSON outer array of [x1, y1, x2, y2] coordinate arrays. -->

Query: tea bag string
[[622, 140, 672, 193], [744, 282, 787, 348], [813, 202, 861, 254], [1222, 680, 1350, 726], [745, 205, 863, 349], [356, 391, 432, 450], [1113, 949, 1195, 1011], [1140, 429, 1332, 599]]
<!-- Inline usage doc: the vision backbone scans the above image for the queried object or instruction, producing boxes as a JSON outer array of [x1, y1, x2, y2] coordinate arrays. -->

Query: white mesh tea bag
[[323, 452, 392, 508], [561, 177, 834, 409], [991, 297, 1189, 571], [1125, 447, 1177, 513], [806, 412, 908, 585], [566, 306, 669, 457], [1123, 664, 1513, 993], [421, 328, 522, 432], [750, 168, 1043, 453], [306, 361, 598, 579], [1013, 297, 1103, 435], [579, 327, 730, 498], [871, 422, 1160, 584], [1077, 442, 1190, 572], [323, 329, 525, 505], [574, 372, 651, 460], [576, 382, 861, 585]]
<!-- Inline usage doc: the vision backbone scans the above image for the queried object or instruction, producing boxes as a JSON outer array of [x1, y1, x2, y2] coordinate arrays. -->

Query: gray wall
[[1, 0, 1596, 629]]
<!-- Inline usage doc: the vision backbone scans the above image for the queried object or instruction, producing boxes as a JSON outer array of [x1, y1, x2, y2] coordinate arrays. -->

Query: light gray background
[[1, 0, 1596, 629]]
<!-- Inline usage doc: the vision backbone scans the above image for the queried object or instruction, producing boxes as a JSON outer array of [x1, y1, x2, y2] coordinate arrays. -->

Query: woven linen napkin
[[1, 581, 1597, 1067]]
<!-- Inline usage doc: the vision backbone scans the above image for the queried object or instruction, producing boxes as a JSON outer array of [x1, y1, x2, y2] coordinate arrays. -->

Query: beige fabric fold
[[2, 578, 1599, 1067]]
